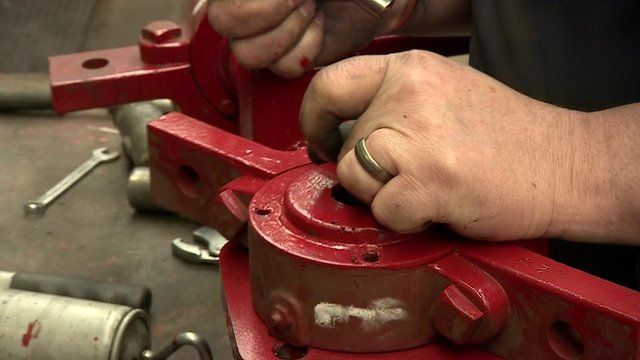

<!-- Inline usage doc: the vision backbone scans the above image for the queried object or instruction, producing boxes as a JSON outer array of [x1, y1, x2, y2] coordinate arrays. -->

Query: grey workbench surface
[[0, 1, 233, 359]]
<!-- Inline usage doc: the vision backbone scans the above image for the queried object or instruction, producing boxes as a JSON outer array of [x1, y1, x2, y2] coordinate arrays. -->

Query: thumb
[[299, 55, 389, 162]]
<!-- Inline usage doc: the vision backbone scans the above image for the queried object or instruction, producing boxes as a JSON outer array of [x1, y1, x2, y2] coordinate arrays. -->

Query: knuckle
[[230, 41, 267, 69], [208, 3, 233, 34], [371, 199, 399, 230], [306, 69, 335, 104], [396, 49, 433, 67]]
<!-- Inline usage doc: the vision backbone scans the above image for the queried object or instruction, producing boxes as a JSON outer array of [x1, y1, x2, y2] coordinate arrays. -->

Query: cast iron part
[[47, 3, 640, 359], [47, 2, 468, 235], [150, 112, 640, 359]]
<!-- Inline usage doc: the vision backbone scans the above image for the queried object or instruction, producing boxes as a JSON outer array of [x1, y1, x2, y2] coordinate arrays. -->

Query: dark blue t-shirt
[[469, 0, 640, 288], [470, 0, 640, 111]]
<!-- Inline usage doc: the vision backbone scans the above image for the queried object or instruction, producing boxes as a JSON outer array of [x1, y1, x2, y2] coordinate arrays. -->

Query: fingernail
[[298, 0, 316, 18]]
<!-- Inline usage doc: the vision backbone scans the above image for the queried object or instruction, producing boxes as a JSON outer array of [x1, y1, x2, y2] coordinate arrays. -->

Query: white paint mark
[[314, 298, 407, 331]]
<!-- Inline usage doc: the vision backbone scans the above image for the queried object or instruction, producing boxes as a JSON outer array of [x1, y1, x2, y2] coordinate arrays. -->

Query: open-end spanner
[[24, 147, 120, 215], [171, 226, 229, 265]]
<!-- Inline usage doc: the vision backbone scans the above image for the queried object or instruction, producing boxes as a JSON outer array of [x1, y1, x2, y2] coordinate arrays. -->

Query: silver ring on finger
[[354, 137, 394, 183]]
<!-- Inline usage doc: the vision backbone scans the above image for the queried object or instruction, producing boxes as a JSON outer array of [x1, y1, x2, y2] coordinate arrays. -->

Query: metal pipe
[[127, 166, 168, 213], [0, 73, 52, 111], [351, 0, 395, 17]]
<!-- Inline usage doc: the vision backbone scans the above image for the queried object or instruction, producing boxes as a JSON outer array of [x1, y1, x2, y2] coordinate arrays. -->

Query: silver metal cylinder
[[0, 73, 53, 111], [127, 167, 167, 213], [0, 289, 149, 360], [351, 0, 394, 17]]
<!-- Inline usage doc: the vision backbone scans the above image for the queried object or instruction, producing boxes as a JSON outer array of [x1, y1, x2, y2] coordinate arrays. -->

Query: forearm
[[395, 0, 471, 36], [553, 103, 640, 245]]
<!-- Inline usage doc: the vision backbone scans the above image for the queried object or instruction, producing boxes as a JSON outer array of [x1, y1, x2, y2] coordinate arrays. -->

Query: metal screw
[[431, 284, 484, 345], [141, 21, 182, 44], [269, 305, 292, 332]]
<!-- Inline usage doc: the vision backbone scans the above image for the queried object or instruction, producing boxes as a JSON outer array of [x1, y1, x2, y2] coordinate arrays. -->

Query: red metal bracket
[[152, 112, 640, 359], [47, 3, 640, 358]]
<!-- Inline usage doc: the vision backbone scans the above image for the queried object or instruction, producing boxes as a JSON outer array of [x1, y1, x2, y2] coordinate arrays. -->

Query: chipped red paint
[[22, 320, 40, 347]]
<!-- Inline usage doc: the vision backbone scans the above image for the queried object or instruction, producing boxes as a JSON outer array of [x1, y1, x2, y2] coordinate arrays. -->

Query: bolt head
[[432, 284, 484, 345], [269, 305, 292, 332], [141, 21, 182, 44]]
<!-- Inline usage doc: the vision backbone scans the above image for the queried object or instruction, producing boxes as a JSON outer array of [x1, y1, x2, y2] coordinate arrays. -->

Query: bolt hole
[[362, 252, 379, 263], [272, 343, 308, 360], [331, 184, 364, 207], [82, 58, 109, 69], [177, 165, 203, 199], [255, 208, 272, 216], [547, 320, 584, 360]]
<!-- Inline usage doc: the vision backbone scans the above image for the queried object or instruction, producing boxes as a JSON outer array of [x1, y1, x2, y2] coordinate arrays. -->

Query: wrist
[[545, 109, 615, 242]]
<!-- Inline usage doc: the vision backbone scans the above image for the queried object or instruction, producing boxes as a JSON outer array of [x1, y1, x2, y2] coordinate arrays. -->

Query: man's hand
[[208, 0, 416, 78], [300, 50, 598, 241]]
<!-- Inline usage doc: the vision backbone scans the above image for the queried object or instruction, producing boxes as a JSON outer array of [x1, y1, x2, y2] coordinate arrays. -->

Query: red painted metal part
[[220, 241, 501, 360], [48, 3, 470, 151], [48, 4, 640, 359], [48, 3, 469, 234], [151, 112, 640, 359]]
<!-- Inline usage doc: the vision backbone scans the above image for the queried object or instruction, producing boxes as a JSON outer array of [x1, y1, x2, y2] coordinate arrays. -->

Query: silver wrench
[[24, 147, 120, 215], [171, 227, 229, 265]]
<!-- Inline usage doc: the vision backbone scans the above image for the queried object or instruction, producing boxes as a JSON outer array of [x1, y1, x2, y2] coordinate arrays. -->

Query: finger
[[336, 149, 383, 204], [337, 108, 388, 161], [300, 55, 390, 162], [268, 11, 325, 78], [344, 128, 403, 175], [229, 0, 317, 69], [209, 0, 304, 38], [371, 174, 438, 233]]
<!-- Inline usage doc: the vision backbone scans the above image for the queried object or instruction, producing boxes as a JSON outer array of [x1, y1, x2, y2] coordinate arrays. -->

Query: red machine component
[[149, 112, 640, 360], [48, 3, 640, 359], [48, 3, 469, 234]]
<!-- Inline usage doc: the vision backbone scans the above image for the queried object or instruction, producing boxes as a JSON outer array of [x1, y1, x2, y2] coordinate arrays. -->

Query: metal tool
[[141, 332, 212, 360], [171, 226, 229, 265], [127, 166, 168, 213], [24, 147, 119, 215], [0, 73, 53, 111], [0, 289, 212, 360], [0, 270, 152, 312], [110, 100, 174, 167], [351, 0, 395, 17]]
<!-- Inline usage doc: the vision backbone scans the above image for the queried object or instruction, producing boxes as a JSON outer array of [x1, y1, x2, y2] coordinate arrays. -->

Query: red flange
[[249, 164, 457, 351], [47, 3, 640, 358], [149, 111, 640, 358]]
